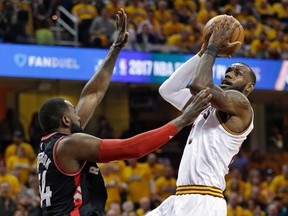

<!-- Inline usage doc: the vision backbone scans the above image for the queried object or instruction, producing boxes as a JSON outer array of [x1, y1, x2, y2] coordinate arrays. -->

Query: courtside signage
[[0, 44, 285, 90]]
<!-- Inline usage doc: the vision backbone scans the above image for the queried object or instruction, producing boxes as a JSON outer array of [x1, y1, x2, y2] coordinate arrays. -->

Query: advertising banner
[[0, 44, 286, 90]]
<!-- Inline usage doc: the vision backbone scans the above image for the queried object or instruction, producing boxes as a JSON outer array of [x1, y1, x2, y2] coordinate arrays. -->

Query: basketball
[[202, 15, 245, 56]]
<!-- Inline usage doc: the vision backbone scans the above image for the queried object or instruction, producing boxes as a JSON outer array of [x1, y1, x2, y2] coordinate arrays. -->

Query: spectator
[[105, 208, 118, 216], [268, 127, 285, 152], [185, 15, 203, 53], [72, 0, 98, 46], [269, 163, 288, 203], [145, 153, 164, 180], [174, 0, 197, 24], [0, 161, 21, 199], [245, 199, 265, 216], [222, 0, 242, 16], [0, 1, 15, 43], [153, 0, 172, 26], [122, 200, 136, 216], [136, 197, 152, 216], [95, 115, 115, 139], [101, 163, 123, 210], [6, 146, 31, 186], [26, 176, 41, 209], [31, 0, 51, 30], [154, 165, 176, 203], [34, 19, 55, 46], [123, 159, 154, 206], [255, 0, 275, 22], [225, 168, 246, 200], [261, 168, 276, 204], [164, 29, 195, 53], [272, 0, 288, 30], [125, 0, 147, 26], [108, 201, 122, 216], [230, 149, 249, 176], [0, 109, 24, 155], [0, 180, 17, 216], [4, 131, 36, 164], [250, 31, 269, 58], [266, 200, 280, 216], [12, 0, 34, 37], [227, 192, 247, 216], [162, 11, 185, 37], [15, 192, 42, 216], [196, 1, 217, 25], [89, 8, 115, 48], [136, 23, 161, 52], [140, 9, 164, 42], [247, 185, 266, 210], [105, 0, 124, 18], [107, 160, 126, 183]]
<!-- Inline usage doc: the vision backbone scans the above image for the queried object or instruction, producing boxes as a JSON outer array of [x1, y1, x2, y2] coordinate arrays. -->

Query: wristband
[[205, 45, 220, 57], [112, 43, 122, 50]]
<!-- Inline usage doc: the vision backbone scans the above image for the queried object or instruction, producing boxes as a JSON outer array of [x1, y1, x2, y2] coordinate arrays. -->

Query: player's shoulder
[[225, 89, 251, 108]]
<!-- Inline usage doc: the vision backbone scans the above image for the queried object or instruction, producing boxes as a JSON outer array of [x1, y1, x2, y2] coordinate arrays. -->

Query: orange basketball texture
[[202, 15, 245, 56]]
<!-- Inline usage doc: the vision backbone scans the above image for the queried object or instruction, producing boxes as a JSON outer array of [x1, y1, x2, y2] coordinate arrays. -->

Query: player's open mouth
[[220, 80, 232, 87]]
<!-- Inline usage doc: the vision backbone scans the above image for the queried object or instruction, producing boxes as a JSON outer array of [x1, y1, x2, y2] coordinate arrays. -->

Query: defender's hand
[[181, 88, 212, 126], [112, 8, 129, 49]]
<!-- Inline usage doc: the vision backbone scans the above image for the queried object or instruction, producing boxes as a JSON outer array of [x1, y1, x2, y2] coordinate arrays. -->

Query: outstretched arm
[[76, 9, 129, 128], [57, 89, 211, 171]]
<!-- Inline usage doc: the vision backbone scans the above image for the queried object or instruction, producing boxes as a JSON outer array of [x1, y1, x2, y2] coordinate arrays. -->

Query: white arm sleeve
[[159, 54, 201, 111]]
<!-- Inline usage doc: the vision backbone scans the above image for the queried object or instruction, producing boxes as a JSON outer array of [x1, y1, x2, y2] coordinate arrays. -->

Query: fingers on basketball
[[202, 15, 245, 56]]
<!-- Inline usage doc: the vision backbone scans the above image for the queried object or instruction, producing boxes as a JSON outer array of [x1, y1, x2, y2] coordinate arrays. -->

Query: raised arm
[[57, 89, 212, 171], [159, 47, 206, 111], [189, 16, 250, 116], [76, 9, 129, 128]]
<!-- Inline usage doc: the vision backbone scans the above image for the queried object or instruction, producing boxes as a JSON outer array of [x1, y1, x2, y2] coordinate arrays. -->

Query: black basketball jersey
[[37, 132, 107, 216]]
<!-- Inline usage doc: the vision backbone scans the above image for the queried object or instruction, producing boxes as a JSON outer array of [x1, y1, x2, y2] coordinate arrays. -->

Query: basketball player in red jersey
[[37, 9, 212, 216]]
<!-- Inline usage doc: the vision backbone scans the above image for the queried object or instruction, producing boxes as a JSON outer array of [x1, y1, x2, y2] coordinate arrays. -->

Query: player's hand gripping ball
[[202, 15, 244, 56]]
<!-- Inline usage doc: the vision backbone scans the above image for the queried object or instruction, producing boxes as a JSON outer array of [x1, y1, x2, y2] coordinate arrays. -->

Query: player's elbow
[[158, 84, 169, 100]]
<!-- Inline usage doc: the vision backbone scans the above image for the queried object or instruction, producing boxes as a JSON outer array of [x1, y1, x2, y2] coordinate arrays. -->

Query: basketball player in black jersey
[[37, 8, 213, 216]]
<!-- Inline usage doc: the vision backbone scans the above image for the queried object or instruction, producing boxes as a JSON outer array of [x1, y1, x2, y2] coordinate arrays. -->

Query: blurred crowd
[[0, 0, 288, 59], [0, 110, 287, 216]]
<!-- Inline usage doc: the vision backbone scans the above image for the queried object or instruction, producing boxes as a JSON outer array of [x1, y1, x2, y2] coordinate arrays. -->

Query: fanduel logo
[[14, 53, 27, 67], [28, 56, 80, 69], [14, 54, 80, 69]]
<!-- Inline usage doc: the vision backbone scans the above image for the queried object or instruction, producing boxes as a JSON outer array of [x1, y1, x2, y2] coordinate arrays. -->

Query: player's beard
[[71, 122, 83, 133], [233, 84, 246, 93]]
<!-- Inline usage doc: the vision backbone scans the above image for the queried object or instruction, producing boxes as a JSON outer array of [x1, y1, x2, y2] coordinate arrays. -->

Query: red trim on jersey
[[53, 136, 86, 176], [41, 132, 58, 141], [70, 173, 82, 216], [42, 132, 69, 141]]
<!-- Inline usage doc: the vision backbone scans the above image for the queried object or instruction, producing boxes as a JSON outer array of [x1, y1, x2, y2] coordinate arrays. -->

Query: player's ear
[[246, 82, 254, 95], [62, 115, 71, 127]]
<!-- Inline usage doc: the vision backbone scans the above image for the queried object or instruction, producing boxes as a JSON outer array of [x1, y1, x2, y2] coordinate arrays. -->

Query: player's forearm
[[189, 46, 218, 94], [80, 45, 121, 98], [159, 54, 200, 110], [98, 122, 180, 163]]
